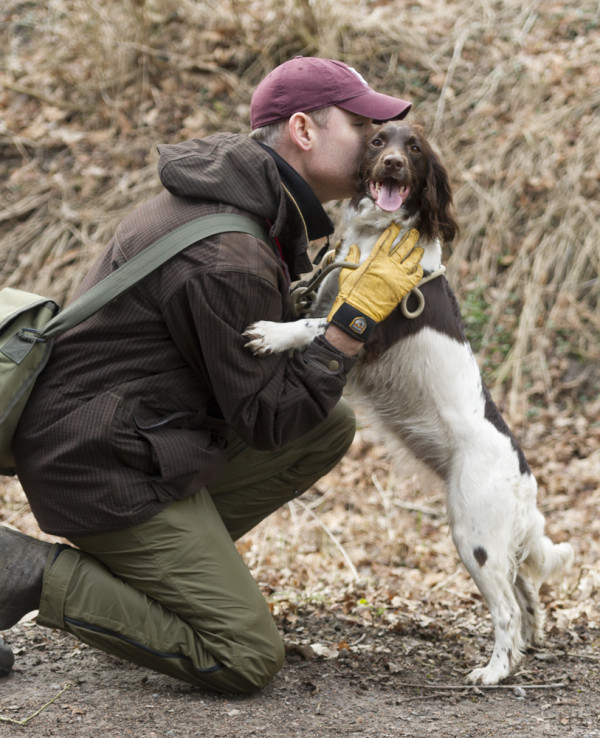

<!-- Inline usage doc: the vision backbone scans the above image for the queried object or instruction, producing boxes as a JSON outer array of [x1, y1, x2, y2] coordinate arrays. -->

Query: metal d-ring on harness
[[290, 248, 446, 320], [400, 264, 446, 318]]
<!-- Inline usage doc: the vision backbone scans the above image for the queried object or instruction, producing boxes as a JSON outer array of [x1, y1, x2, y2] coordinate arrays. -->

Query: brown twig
[[392, 681, 567, 691], [0, 684, 71, 726]]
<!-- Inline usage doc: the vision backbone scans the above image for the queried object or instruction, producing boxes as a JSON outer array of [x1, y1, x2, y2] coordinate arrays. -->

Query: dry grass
[[1, 0, 598, 415]]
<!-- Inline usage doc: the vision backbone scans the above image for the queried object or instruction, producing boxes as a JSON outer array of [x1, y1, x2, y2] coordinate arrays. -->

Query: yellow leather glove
[[327, 224, 423, 341]]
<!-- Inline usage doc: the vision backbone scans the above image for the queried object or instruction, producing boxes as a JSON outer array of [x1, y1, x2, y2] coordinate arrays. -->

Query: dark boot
[[0, 637, 14, 677], [0, 526, 52, 630]]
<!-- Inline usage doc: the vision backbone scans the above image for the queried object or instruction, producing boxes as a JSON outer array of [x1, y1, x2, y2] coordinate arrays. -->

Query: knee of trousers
[[251, 638, 285, 691], [222, 631, 286, 693]]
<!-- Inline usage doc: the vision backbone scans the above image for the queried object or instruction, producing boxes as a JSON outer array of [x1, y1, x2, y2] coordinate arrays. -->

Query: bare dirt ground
[[1, 601, 599, 737], [1, 421, 599, 737]]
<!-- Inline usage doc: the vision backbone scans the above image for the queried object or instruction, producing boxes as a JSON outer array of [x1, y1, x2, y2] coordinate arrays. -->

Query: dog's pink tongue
[[376, 179, 403, 212]]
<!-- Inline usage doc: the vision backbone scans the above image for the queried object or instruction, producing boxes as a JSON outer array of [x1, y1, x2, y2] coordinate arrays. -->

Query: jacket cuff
[[302, 335, 359, 374]]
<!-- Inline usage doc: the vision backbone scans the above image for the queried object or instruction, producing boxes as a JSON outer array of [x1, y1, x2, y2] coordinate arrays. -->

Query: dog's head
[[352, 122, 459, 244]]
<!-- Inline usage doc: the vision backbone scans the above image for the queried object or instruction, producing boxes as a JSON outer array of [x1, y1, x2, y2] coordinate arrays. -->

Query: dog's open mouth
[[369, 178, 410, 212]]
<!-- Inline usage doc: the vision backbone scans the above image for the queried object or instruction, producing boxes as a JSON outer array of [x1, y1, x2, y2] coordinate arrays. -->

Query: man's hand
[[327, 225, 423, 341]]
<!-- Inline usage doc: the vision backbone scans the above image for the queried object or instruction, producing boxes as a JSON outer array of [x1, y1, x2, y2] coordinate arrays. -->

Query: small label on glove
[[349, 316, 368, 335]]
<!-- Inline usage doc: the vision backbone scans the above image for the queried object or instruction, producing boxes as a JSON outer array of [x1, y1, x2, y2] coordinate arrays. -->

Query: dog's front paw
[[243, 318, 329, 355], [243, 321, 292, 355]]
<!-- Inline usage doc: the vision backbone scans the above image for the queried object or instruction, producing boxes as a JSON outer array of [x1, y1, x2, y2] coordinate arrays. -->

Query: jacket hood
[[158, 134, 279, 217], [157, 133, 312, 278]]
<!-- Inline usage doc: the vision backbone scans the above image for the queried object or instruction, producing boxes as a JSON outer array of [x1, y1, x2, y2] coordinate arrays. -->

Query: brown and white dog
[[244, 122, 573, 685]]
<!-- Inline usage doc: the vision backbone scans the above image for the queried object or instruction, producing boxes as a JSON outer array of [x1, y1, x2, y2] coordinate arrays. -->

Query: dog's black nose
[[383, 154, 406, 172]]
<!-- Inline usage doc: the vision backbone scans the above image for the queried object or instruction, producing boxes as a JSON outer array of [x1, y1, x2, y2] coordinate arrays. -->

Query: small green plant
[[461, 281, 489, 354], [461, 280, 520, 378]]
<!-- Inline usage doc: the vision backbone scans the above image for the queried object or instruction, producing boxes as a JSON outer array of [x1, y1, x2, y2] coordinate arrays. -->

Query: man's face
[[307, 108, 374, 202]]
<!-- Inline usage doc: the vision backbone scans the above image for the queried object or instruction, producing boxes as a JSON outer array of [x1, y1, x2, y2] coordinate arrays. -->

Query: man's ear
[[287, 112, 313, 151]]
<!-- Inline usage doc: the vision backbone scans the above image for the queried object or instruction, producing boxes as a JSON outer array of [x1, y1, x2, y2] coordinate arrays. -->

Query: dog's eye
[[409, 144, 422, 154], [371, 138, 384, 147]]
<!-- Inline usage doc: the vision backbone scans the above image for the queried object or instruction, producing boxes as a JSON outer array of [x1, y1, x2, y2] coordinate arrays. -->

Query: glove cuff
[[329, 303, 377, 342]]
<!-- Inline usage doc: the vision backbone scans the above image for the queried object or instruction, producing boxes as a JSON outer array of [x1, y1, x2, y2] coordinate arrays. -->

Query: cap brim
[[337, 89, 412, 122]]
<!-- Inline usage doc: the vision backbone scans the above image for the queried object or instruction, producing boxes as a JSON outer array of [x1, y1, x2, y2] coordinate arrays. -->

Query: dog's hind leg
[[514, 572, 542, 646], [517, 524, 574, 645], [451, 526, 526, 684], [448, 459, 573, 683], [445, 440, 532, 684]]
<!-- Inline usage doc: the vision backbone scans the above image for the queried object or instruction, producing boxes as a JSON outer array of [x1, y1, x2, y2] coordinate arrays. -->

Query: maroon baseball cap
[[250, 56, 412, 129]]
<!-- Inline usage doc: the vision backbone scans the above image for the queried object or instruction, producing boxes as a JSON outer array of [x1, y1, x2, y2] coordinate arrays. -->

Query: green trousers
[[37, 399, 355, 693]]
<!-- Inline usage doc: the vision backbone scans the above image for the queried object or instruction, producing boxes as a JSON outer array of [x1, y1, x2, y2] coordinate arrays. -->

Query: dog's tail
[[523, 535, 574, 592]]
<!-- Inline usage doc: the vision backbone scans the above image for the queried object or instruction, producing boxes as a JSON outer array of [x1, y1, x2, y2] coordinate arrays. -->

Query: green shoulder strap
[[41, 213, 269, 339]]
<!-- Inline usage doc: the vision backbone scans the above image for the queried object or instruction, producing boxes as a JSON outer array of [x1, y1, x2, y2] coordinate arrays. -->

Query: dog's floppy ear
[[422, 146, 460, 244]]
